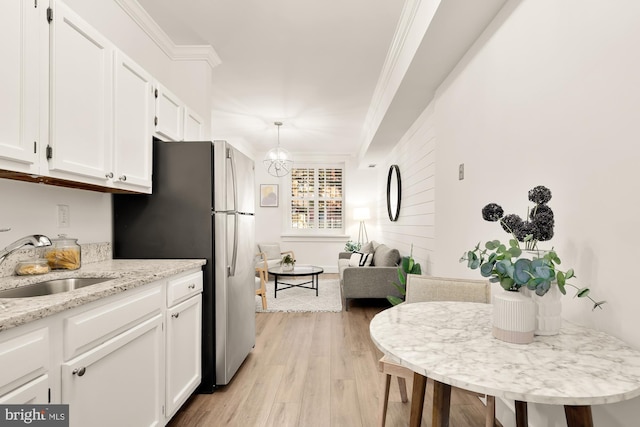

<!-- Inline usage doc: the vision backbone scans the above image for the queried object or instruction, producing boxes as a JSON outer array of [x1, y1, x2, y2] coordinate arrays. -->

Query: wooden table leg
[[515, 400, 528, 427], [432, 380, 452, 427], [409, 373, 427, 427], [564, 405, 593, 427]]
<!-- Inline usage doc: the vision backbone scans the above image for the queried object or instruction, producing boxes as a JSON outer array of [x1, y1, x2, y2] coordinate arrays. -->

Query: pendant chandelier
[[263, 121, 293, 177]]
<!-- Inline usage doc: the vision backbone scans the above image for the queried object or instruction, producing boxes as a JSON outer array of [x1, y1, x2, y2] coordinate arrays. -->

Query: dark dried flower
[[515, 221, 538, 242], [528, 185, 552, 204], [500, 214, 523, 235], [532, 211, 555, 241], [482, 203, 504, 222], [530, 204, 554, 221]]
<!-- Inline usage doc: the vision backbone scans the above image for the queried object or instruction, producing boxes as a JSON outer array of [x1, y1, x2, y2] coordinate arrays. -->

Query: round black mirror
[[387, 165, 401, 221]]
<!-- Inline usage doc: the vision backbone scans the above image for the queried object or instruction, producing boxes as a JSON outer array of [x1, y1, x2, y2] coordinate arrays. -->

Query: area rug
[[255, 278, 343, 313]]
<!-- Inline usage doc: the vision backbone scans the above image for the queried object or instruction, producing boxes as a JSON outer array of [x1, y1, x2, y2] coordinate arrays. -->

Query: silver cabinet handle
[[188, 284, 196, 289], [172, 313, 180, 319], [105, 172, 114, 179], [72, 367, 86, 376], [119, 175, 127, 181]]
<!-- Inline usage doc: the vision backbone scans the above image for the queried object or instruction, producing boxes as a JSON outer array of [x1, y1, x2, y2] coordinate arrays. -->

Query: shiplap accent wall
[[375, 102, 436, 273]]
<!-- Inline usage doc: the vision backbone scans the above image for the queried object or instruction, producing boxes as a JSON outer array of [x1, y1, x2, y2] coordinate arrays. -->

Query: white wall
[[0, 179, 111, 245], [375, 103, 437, 273], [380, 0, 640, 425], [0, 0, 214, 251], [254, 149, 379, 272]]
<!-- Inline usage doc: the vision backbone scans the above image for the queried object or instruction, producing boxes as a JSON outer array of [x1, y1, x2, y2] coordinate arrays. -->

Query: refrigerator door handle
[[227, 147, 238, 212], [228, 212, 239, 277], [227, 147, 239, 277]]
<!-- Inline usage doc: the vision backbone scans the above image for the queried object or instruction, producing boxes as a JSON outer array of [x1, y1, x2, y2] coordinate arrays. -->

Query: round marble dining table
[[369, 301, 640, 427]]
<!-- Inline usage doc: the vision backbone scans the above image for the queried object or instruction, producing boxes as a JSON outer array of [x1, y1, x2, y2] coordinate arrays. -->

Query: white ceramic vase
[[492, 289, 536, 344], [530, 284, 562, 335], [282, 263, 294, 272]]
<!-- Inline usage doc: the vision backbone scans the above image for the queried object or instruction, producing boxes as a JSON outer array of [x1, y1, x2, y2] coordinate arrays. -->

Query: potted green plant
[[387, 245, 422, 306], [281, 253, 295, 271], [344, 240, 361, 253], [460, 185, 604, 308], [460, 185, 604, 340]]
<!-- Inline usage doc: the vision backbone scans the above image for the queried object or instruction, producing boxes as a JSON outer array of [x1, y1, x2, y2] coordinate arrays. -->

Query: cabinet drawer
[[0, 328, 49, 396], [64, 284, 162, 360], [0, 375, 49, 404], [167, 270, 203, 307]]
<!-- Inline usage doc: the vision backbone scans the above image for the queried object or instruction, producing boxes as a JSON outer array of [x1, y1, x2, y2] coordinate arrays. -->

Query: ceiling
[[136, 0, 406, 162]]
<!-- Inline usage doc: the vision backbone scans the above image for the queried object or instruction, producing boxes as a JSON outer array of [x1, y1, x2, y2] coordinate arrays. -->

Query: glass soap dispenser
[[45, 234, 81, 270]]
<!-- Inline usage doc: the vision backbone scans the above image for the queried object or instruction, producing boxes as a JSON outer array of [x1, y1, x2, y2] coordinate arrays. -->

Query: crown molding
[[359, 0, 427, 154], [114, 0, 221, 69]]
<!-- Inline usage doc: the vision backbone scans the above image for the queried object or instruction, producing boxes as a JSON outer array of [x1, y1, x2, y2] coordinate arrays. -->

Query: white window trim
[[282, 162, 345, 236]]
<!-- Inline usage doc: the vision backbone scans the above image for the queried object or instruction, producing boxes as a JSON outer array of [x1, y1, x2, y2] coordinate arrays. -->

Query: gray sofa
[[338, 241, 402, 310]]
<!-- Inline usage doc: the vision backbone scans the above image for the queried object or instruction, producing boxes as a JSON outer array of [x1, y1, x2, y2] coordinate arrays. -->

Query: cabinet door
[[0, 0, 40, 173], [61, 314, 164, 427], [48, 0, 113, 181], [183, 108, 204, 141], [154, 84, 184, 141], [113, 51, 153, 192], [166, 295, 202, 419]]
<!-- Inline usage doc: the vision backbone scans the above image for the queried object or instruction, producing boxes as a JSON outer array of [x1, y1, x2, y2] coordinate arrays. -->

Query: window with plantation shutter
[[290, 165, 343, 232]]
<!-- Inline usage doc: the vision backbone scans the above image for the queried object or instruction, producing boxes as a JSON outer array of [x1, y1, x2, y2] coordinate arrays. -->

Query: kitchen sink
[[0, 277, 111, 298]]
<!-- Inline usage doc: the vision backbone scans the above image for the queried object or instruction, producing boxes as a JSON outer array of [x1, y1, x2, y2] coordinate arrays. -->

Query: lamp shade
[[264, 121, 293, 177], [354, 207, 371, 221], [263, 147, 292, 177]]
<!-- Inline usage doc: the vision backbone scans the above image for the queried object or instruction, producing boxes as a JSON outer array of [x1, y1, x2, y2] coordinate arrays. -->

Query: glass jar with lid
[[15, 258, 50, 275], [44, 234, 81, 270]]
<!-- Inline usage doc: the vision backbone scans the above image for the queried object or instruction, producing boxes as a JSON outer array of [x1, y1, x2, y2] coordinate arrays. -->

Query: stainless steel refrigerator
[[112, 140, 256, 391]]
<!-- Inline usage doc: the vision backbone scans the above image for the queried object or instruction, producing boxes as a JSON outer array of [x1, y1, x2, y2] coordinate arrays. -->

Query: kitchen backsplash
[[0, 242, 112, 278]]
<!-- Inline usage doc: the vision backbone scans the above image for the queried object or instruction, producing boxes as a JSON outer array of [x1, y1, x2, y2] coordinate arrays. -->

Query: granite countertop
[[0, 258, 206, 332]]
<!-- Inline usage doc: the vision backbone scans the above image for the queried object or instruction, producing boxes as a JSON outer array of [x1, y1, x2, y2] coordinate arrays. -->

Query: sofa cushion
[[360, 241, 374, 254], [348, 252, 373, 267], [373, 244, 400, 267]]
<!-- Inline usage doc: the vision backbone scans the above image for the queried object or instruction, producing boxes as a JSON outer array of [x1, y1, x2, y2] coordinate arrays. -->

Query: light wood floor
[[168, 279, 492, 426]]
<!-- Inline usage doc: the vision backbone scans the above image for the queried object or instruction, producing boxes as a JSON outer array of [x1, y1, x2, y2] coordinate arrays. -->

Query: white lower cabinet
[[0, 375, 49, 404], [61, 314, 164, 427], [166, 295, 202, 419], [0, 327, 49, 403], [0, 268, 203, 426]]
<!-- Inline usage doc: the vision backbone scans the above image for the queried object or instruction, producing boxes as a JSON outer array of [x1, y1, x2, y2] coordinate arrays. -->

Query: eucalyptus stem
[[564, 283, 605, 310]]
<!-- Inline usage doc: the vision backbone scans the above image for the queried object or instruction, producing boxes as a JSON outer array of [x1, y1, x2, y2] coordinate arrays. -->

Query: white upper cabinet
[[0, 0, 205, 193], [48, 0, 113, 182], [155, 84, 184, 142], [183, 108, 204, 141], [113, 51, 154, 192], [0, 0, 40, 173]]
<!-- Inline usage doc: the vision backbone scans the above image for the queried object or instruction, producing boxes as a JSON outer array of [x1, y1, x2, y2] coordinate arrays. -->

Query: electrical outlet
[[459, 163, 465, 180], [57, 204, 70, 228]]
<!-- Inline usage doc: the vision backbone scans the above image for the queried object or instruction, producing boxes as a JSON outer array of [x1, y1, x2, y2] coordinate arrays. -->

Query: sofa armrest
[[338, 252, 352, 260]]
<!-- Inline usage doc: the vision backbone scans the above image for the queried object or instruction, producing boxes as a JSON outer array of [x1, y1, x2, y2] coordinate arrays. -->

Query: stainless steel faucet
[[0, 230, 52, 264]]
